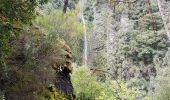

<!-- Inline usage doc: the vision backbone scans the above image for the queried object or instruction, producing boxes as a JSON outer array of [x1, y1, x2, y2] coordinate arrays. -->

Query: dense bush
[[71, 66, 141, 100], [0, 0, 47, 98], [0, 0, 47, 68], [155, 79, 170, 100], [35, 9, 84, 64]]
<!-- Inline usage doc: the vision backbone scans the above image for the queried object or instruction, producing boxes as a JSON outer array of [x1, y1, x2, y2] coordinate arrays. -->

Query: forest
[[0, 0, 170, 100]]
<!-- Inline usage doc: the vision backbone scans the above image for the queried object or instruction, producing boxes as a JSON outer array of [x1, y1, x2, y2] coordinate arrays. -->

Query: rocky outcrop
[[52, 43, 75, 100]]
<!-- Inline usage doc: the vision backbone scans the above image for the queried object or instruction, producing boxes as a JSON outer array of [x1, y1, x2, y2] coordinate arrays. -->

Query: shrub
[[71, 66, 141, 100]]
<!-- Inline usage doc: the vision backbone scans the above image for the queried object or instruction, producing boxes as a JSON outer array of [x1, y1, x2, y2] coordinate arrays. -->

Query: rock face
[[49, 43, 73, 73], [52, 43, 75, 100], [54, 67, 74, 99]]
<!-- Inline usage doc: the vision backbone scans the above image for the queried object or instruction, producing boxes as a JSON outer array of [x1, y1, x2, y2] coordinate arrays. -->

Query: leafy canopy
[[0, 0, 47, 67]]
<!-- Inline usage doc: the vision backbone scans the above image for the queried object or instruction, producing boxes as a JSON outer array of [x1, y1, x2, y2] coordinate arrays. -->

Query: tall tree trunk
[[156, 0, 170, 41]]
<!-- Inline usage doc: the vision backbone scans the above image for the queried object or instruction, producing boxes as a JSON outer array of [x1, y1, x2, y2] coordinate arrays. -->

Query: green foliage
[[71, 66, 141, 100], [139, 13, 163, 31], [154, 67, 170, 100], [43, 85, 69, 100], [72, 66, 103, 99], [114, 10, 168, 67], [112, 7, 168, 97], [155, 84, 170, 100], [154, 51, 170, 100], [40, 0, 78, 13], [40, 0, 64, 12], [2, 23, 71, 99], [126, 77, 148, 98], [36, 10, 83, 39], [128, 0, 147, 20], [0, 1, 48, 98], [35, 9, 84, 64], [120, 30, 167, 65], [0, 0, 47, 75], [1, 7, 83, 99], [0, 0, 169, 99]]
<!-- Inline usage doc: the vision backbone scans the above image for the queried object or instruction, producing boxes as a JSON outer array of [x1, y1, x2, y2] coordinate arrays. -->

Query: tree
[[0, 0, 47, 98], [0, 0, 47, 76]]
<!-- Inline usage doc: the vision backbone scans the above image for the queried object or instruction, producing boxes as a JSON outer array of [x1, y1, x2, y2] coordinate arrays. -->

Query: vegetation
[[0, 0, 47, 67], [35, 9, 84, 64], [0, 0, 170, 100], [72, 66, 141, 100]]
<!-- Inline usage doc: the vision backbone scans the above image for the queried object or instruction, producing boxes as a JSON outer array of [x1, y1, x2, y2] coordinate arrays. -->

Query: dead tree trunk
[[63, 0, 69, 13]]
